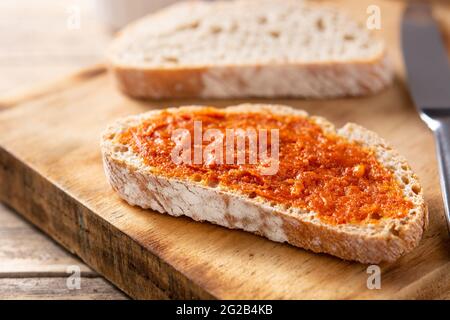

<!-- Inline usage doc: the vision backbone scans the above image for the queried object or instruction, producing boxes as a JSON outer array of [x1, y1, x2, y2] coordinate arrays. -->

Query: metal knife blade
[[402, 2, 450, 114], [401, 1, 450, 233]]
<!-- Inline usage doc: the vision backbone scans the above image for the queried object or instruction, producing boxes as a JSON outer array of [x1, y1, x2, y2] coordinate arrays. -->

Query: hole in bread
[[411, 184, 421, 195], [163, 56, 179, 64], [343, 34, 355, 41], [390, 226, 400, 237], [401, 176, 410, 185], [257, 16, 267, 25], [106, 133, 116, 140], [316, 18, 325, 31], [370, 212, 381, 220], [113, 145, 129, 153], [269, 30, 280, 38], [207, 177, 219, 188], [177, 21, 199, 31], [401, 164, 408, 171], [210, 25, 223, 34]]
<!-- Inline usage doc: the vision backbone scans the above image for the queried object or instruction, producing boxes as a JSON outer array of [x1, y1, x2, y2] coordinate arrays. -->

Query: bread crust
[[110, 55, 392, 99], [101, 104, 427, 264]]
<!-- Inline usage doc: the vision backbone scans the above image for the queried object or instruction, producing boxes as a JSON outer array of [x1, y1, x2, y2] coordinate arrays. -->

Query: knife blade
[[402, 1, 450, 233]]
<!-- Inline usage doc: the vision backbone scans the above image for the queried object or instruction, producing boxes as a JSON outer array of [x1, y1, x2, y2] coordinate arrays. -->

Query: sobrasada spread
[[117, 108, 412, 224]]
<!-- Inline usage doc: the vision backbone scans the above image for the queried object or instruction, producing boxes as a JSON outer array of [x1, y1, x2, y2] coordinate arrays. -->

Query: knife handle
[[433, 118, 450, 233]]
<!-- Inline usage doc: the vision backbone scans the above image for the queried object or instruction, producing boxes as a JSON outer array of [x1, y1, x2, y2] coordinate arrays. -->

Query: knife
[[401, 1, 450, 233]]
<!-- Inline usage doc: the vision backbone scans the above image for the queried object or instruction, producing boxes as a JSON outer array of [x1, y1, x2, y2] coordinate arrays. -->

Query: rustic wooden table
[[0, 0, 127, 299]]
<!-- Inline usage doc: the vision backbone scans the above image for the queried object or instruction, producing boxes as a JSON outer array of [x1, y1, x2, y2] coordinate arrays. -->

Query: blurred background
[[2, 0, 449, 99], [0, 0, 184, 98], [2, 0, 104, 97]]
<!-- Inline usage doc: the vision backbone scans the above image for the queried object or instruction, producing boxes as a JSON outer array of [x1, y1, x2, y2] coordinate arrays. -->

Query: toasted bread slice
[[101, 104, 427, 263], [108, 0, 393, 99]]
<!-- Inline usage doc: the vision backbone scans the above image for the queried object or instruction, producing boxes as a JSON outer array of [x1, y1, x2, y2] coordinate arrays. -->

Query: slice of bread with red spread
[[101, 104, 427, 263]]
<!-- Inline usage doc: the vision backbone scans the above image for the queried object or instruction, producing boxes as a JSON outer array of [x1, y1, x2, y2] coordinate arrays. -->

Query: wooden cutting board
[[0, 0, 449, 299]]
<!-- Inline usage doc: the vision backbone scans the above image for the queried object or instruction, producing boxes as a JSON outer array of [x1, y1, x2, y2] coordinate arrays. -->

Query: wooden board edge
[[0, 277, 128, 300], [0, 64, 107, 111], [395, 262, 450, 300], [0, 146, 216, 300]]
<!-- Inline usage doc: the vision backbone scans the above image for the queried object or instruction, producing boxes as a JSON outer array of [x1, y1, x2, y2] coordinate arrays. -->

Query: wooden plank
[[0, 64, 106, 110], [0, 0, 449, 299], [0, 277, 128, 300], [0, 204, 128, 298], [0, 204, 95, 276]]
